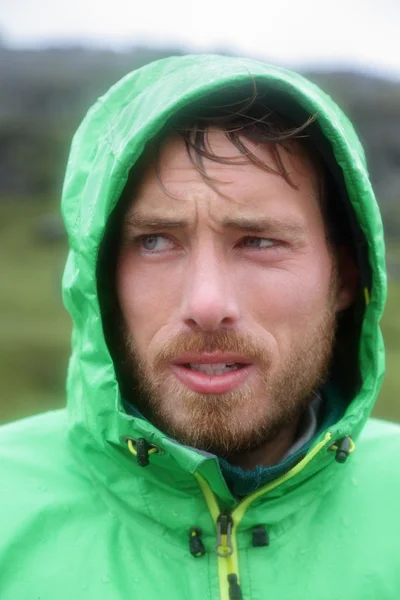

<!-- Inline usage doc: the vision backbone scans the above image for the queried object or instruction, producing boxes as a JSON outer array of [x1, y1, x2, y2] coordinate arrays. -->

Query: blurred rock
[[34, 213, 66, 243]]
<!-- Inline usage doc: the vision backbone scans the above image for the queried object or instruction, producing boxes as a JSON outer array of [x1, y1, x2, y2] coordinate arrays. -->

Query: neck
[[223, 418, 300, 471]]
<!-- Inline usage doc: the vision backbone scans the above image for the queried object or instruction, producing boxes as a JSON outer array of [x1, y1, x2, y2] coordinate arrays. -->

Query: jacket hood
[[61, 54, 386, 505]]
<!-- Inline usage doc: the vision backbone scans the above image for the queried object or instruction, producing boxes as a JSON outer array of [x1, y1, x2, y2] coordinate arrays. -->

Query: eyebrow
[[125, 214, 187, 230], [221, 217, 305, 238], [125, 213, 306, 240]]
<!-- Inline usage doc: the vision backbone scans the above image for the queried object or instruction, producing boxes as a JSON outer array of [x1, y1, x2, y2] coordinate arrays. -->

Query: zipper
[[215, 512, 234, 557], [195, 474, 241, 600], [195, 431, 333, 600], [215, 512, 242, 599]]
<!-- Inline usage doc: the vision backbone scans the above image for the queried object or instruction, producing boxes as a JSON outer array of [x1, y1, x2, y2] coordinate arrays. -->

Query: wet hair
[[136, 88, 350, 248]]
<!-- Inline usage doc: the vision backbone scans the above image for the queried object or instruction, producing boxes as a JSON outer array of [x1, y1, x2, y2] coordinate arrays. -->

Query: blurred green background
[[1, 46, 399, 425]]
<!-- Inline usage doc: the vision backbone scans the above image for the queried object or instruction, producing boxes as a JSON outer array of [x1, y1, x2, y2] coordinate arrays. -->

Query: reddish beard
[[122, 302, 337, 457]]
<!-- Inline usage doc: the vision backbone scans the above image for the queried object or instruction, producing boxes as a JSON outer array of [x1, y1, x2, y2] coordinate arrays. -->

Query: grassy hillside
[[0, 200, 69, 423], [0, 199, 398, 425]]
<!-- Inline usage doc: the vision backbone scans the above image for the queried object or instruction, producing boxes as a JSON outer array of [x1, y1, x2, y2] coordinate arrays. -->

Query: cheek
[[116, 252, 182, 345], [238, 252, 334, 334]]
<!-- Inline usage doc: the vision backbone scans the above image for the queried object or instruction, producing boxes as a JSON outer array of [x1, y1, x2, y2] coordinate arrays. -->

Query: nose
[[180, 247, 240, 331]]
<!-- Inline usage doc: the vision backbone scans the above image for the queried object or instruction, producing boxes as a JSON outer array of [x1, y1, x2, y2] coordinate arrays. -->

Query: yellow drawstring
[[127, 438, 158, 457], [330, 437, 356, 454]]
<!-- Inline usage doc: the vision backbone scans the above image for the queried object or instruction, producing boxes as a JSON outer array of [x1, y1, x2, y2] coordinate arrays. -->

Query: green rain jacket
[[1, 55, 399, 600]]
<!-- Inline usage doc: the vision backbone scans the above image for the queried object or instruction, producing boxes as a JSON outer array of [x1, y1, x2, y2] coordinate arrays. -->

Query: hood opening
[[96, 82, 371, 429]]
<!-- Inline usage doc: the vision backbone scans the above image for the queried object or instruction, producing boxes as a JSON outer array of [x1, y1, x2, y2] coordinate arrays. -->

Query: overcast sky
[[1, 0, 399, 78]]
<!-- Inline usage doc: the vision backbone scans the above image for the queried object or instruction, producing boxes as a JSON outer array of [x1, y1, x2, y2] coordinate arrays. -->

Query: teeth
[[188, 363, 240, 375]]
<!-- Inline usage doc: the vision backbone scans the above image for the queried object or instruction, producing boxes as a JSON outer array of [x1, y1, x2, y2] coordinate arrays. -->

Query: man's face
[[117, 130, 350, 455]]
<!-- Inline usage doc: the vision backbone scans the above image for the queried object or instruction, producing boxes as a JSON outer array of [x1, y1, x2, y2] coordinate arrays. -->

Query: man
[[0, 55, 399, 599]]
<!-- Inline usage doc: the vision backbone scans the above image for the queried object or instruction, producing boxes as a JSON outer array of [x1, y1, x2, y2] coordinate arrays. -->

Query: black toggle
[[135, 438, 150, 467], [252, 525, 269, 547], [228, 574, 243, 600], [188, 527, 206, 557], [334, 436, 352, 463]]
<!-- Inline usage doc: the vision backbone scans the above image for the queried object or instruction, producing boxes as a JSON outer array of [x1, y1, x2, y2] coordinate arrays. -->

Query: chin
[[150, 394, 279, 455]]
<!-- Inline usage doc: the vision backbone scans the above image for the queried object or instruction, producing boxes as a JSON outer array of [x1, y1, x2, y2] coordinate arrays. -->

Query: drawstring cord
[[124, 427, 356, 469], [125, 432, 355, 469], [329, 436, 356, 463], [126, 438, 159, 467]]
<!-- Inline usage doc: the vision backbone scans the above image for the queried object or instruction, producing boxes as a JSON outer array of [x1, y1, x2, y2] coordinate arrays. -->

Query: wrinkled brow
[[124, 212, 306, 242]]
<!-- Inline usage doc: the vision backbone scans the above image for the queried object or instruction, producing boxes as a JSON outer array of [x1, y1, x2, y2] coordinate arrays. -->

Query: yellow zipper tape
[[231, 432, 332, 526], [195, 431, 332, 600], [195, 472, 232, 600]]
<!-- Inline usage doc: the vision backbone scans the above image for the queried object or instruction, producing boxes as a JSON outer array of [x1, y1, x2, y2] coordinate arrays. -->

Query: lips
[[171, 353, 254, 394], [186, 363, 241, 375]]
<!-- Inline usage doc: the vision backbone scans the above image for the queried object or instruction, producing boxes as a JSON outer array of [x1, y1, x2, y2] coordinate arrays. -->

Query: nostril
[[183, 313, 238, 332], [183, 317, 200, 329]]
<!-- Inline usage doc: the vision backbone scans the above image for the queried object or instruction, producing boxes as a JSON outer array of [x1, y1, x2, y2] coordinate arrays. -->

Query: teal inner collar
[[218, 383, 344, 498]]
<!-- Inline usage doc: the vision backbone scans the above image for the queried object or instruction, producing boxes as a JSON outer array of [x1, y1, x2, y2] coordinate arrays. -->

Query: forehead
[[126, 129, 321, 223]]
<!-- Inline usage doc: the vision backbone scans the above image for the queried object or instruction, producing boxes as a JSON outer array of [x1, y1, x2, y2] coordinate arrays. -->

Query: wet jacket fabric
[[1, 55, 399, 600]]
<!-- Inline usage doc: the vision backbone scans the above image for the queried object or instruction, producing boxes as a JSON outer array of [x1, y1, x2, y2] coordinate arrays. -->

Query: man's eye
[[139, 234, 173, 251], [242, 237, 275, 248]]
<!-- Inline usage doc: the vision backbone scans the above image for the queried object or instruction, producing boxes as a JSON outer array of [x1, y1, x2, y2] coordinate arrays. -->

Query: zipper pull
[[228, 574, 243, 600], [215, 512, 234, 557]]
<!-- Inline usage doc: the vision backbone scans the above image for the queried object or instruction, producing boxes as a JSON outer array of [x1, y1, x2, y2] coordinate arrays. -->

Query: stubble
[[121, 276, 338, 457]]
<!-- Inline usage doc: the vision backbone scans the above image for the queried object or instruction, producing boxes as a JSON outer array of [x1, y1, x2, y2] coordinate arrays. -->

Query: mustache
[[150, 330, 271, 367]]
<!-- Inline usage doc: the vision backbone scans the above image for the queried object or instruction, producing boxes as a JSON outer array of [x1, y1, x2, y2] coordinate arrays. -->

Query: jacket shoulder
[[0, 409, 95, 485], [0, 411, 96, 534], [358, 417, 400, 452], [0, 409, 71, 471], [0, 408, 68, 441], [347, 417, 400, 493]]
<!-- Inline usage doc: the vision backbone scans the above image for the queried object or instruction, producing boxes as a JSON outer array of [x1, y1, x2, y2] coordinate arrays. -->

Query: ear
[[335, 245, 359, 312]]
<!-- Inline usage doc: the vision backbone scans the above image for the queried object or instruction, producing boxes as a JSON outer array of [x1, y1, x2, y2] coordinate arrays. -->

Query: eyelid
[[140, 232, 171, 243], [241, 235, 278, 245], [137, 232, 179, 253], [135, 233, 171, 241]]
